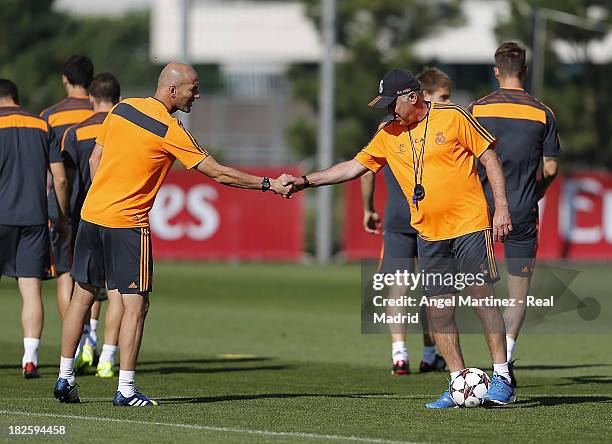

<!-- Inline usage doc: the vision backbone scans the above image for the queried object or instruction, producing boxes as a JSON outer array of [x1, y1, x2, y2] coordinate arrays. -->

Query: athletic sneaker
[[23, 362, 40, 379], [112, 390, 159, 407], [96, 361, 114, 379], [54, 378, 80, 403], [74, 345, 94, 374], [508, 359, 517, 388], [419, 354, 446, 373], [425, 389, 456, 409], [485, 373, 517, 406], [392, 359, 410, 375]]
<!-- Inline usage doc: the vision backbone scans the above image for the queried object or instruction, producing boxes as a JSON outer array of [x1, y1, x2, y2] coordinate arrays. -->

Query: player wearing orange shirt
[[286, 69, 516, 408], [54, 63, 293, 406]]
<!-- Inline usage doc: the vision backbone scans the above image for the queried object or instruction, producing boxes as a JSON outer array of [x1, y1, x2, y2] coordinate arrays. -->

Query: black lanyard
[[408, 103, 430, 208]]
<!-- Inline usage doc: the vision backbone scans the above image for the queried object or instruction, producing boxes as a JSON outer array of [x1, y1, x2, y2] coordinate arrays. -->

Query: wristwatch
[[261, 177, 271, 192], [301, 175, 310, 188]]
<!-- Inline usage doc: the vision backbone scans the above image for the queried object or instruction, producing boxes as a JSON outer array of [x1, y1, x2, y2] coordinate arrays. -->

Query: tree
[[287, 0, 462, 160], [496, 0, 612, 168]]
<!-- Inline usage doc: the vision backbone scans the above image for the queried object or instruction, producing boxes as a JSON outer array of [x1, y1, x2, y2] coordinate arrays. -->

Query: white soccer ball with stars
[[450, 368, 490, 407]]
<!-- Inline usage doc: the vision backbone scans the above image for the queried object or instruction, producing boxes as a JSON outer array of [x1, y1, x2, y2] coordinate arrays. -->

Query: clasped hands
[[268, 174, 308, 198]]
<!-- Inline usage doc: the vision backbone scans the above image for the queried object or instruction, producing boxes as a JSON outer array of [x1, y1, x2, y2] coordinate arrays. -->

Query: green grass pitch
[[0, 263, 611, 443]]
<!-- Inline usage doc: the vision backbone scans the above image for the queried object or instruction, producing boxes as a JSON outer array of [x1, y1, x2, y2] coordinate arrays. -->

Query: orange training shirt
[[81, 97, 209, 228], [355, 102, 495, 241]]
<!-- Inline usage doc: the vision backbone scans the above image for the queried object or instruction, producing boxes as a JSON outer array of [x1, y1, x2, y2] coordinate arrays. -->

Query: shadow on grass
[[157, 392, 390, 404], [514, 363, 612, 370], [512, 395, 612, 408], [138, 357, 271, 366], [137, 364, 291, 375]]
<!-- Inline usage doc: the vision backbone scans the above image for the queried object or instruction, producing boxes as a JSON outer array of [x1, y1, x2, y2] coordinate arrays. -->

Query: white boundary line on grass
[[0, 410, 416, 444]]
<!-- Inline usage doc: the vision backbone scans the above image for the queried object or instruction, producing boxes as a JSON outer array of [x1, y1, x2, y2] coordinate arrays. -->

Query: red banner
[[343, 172, 612, 260], [150, 168, 303, 260]]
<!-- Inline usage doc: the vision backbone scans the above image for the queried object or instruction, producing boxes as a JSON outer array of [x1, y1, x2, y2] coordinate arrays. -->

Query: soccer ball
[[450, 368, 490, 407]]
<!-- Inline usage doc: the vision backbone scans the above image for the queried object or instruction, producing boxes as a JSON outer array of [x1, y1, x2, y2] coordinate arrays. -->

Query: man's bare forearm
[[305, 159, 368, 187], [481, 149, 508, 210], [361, 171, 376, 211]]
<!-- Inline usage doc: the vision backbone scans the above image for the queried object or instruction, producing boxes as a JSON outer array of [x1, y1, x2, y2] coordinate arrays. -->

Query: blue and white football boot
[[112, 390, 159, 407], [485, 372, 517, 406], [54, 378, 80, 403], [425, 389, 456, 409]]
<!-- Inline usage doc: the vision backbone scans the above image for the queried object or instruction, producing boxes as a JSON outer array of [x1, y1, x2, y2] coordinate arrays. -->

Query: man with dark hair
[[40, 55, 95, 324], [54, 63, 293, 406], [0, 79, 69, 378], [360, 67, 453, 375], [61, 72, 122, 378], [286, 68, 517, 408], [469, 42, 560, 387]]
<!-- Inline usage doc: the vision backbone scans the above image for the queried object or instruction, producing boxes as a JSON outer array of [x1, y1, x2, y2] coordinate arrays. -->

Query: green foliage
[[0, 0, 222, 113], [288, 0, 462, 160], [496, 0, 612, 167]]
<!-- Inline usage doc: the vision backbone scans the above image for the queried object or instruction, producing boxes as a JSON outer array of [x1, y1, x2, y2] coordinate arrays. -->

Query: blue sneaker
[[485, 373, 517, 406], [425, 389, 457, 409], [54, 378, 80, 403], [112, 390, 159, 407]]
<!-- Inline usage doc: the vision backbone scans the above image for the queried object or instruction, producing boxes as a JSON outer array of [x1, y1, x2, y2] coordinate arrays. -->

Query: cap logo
[[379, 80, 384, 94], [397, 88, 411, 95]]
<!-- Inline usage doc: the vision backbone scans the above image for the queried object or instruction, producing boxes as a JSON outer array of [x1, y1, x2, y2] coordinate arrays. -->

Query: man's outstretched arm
[[195, 155, 293, 196], [288, 159, 370, 191]]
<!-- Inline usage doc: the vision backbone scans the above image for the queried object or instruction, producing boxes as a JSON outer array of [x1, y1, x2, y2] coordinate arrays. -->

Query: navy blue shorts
[[48, 219, 73, 276], [71, 220, 152, 294], [378, 231, 417, 274], [0, 224, 51, 279], [417, 229, 500, 297], [504, 222, 538, 277]]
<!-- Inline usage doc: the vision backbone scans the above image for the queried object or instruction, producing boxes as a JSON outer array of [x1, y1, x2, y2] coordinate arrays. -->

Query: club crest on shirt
[[435, 132, 445, 145], [397, 143, 406, 154]]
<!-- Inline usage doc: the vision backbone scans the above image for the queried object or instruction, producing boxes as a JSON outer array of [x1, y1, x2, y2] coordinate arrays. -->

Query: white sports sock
[[422, 346, 436, 364], [59, 356, 75, 385], [23, 337, 40, 367], [89, 319, 98, 347], [118, 370, 136, 397], [493, 362, 511, 382], [99, 344, 118, 365], [391, 341, 408, 362], [450, 370, 462, 380], [506, 335, 516, 362], [84, 325, 94, 348]]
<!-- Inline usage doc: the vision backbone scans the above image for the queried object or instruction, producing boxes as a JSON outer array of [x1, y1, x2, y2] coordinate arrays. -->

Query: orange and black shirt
[[355, 102, 495, 241], [469, 88, 560, 224], [0, 106, 61, 225], [82, 97, 209, 228], [61, 111, 108, 224], [40, 97, 94, 221]]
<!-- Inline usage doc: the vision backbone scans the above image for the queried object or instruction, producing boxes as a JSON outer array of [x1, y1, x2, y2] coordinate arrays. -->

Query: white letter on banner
[[560, 178, 601, 244], [150, 185, 185, 240], [186, 185, 220, 240]]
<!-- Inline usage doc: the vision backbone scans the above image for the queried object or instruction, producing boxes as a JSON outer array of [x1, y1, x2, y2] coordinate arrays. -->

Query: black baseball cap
[[368, 69, 422, 108]]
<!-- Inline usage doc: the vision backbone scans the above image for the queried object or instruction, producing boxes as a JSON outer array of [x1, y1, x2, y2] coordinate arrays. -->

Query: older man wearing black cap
[[284, 68, 516, 408]]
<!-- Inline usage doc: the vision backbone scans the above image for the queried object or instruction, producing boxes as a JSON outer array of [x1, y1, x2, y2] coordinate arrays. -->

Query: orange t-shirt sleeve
[[94, 112, 112, 147], [456, 108, 496, 157], [354, 130, 387, 173], [163, 121, 209, 169]]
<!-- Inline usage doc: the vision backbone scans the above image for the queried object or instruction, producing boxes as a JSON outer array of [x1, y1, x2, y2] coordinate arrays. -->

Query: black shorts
[[417, 229, 499, 297], [504, 221, 538, 277], [71, 220, 153, 294], [378, 231, 417, 274], [0, 224, 51, 279], [49, 219, 73, 276]]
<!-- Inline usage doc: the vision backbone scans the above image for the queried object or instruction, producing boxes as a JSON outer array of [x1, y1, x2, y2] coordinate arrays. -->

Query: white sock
[[493, 362, 511, 382], [450, 370, 462, 380], [99, 344, 118, 365], [59, 356, 75, 385], [118, 370, 136, 397], [422, 346, 436, 364], [89, 319, 98, 348], [391, 341, 408, 362], [84, 325, 94, 348], [23, 338, 40, 367], [506, 335, 516, 362]]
